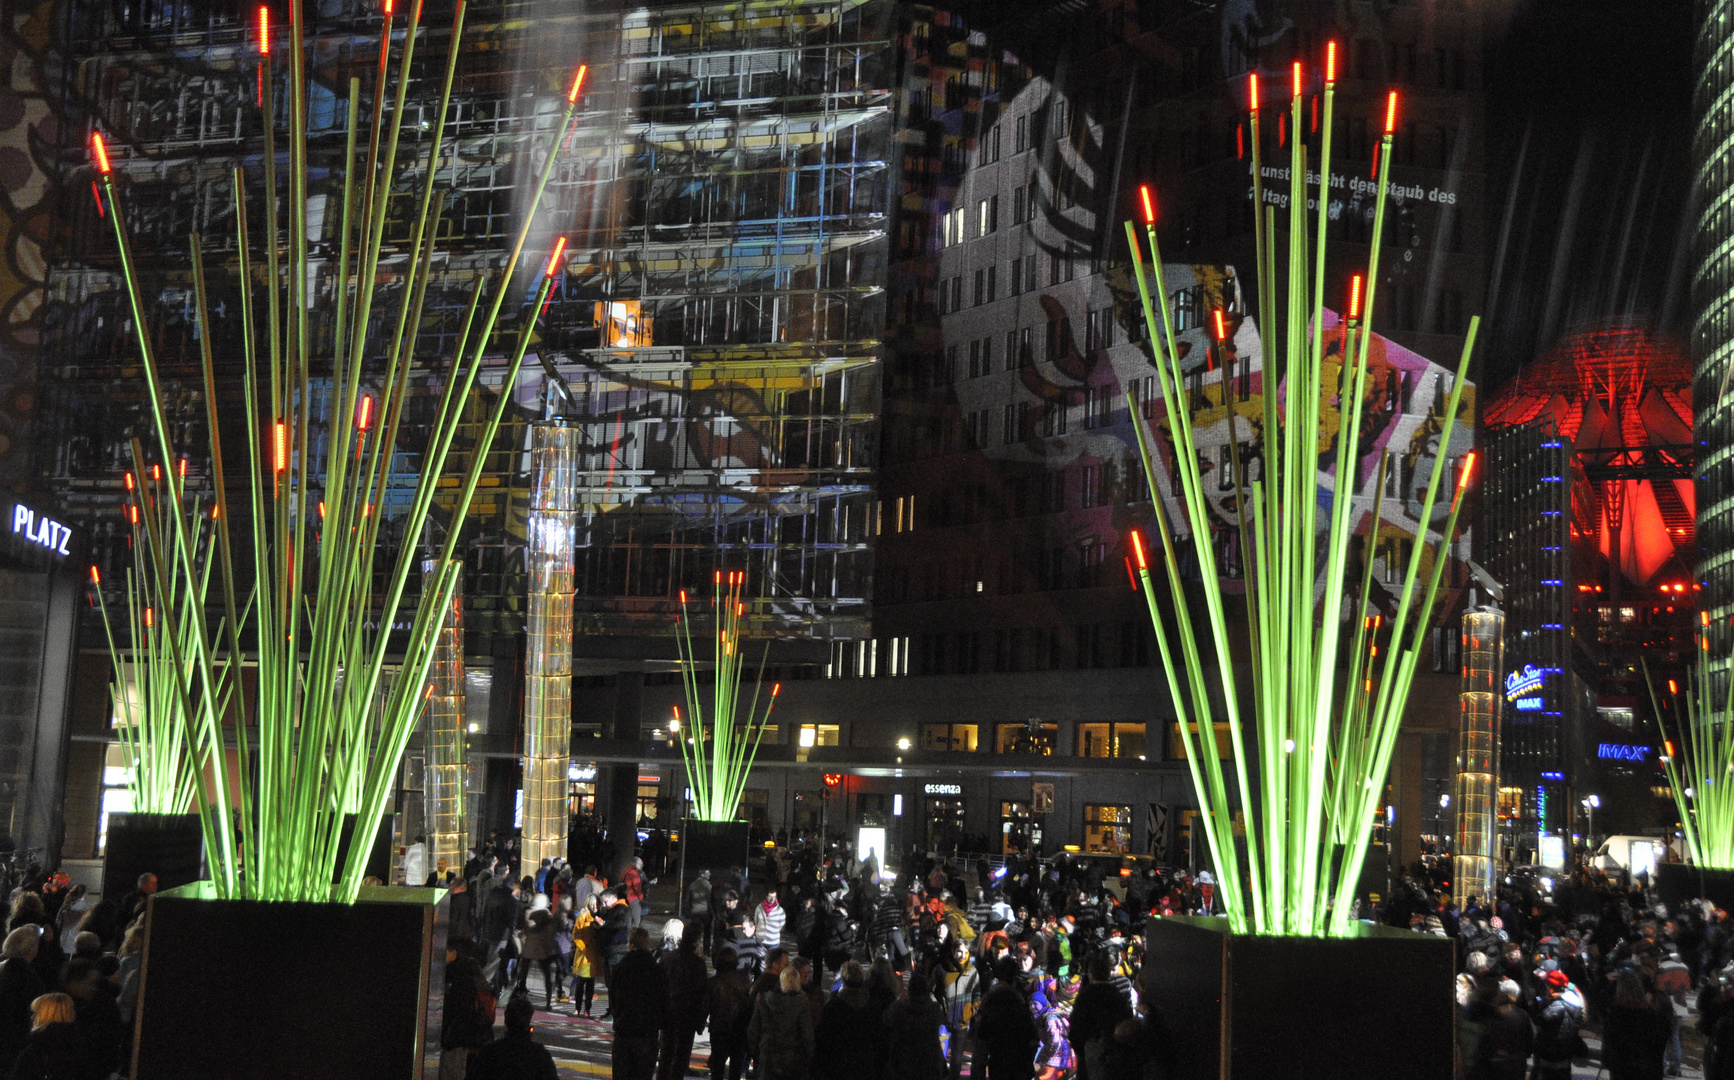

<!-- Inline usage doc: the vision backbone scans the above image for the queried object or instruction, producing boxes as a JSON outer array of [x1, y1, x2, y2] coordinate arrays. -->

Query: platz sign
[[11, 504, 71, 557]]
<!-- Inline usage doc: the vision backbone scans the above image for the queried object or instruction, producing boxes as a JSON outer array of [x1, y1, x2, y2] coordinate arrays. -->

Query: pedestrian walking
[[0, 926, 44, 1074], [571, 895, 600, 1019], [610, 929, 668, 1080], [515, 895, 561, 1007], [440, 944, 495, 1080], [814, 960, 881, 1080], [656, 926, 709, 1080], [747, 963, 816, 1080], [1603, 971, 1672, 1080], [707, 946, 753, 1080], [466, 994, 558, 1080], [882, 971, 947, 1080]]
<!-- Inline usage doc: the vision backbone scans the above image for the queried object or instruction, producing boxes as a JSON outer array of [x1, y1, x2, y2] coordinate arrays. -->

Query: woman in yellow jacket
[[571, 893, 601, 1019]]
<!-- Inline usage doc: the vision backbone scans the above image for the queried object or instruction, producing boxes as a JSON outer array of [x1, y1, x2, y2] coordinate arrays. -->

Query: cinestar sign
[[12, 505, 71, 557], [1505, 665, 1547, 700]]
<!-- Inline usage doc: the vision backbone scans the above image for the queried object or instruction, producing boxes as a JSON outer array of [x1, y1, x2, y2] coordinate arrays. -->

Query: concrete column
[[423, 564, 466, 877], [522, 422, 578, 868], [605, 670, 644, 882]]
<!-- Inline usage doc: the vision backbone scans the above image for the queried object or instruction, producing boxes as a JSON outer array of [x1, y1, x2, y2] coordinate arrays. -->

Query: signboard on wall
[[1031, 783, 1054, 814]]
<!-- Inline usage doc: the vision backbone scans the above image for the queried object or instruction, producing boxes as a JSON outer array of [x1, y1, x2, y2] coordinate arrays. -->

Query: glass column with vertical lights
[[523, 422, 579, 867], [1453, 609, 1503, 908], [1695, 0, 1734, 678], [423, 561, 466, 878]]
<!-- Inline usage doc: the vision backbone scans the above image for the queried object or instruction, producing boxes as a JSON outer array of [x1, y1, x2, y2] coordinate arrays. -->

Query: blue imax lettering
[[12, 505, 70, 556], [1597, 743, 1651, 763]]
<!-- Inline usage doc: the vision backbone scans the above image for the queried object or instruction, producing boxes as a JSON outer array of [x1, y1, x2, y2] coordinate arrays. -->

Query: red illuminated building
[[1480, 322, 1693, 844]]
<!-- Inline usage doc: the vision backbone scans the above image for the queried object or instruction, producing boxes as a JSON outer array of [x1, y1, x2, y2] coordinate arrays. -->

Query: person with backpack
[[440, 944, 494, 1080], [1531, 970, 1584, 1080]]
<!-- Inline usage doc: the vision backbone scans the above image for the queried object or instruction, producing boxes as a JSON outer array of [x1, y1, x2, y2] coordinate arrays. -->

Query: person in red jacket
[[623, 858, 648, 930]]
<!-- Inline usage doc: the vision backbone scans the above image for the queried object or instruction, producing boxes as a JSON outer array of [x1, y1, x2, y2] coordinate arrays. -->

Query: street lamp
[[897, 737, 911, 751], [1583, 794, 1599, 849]]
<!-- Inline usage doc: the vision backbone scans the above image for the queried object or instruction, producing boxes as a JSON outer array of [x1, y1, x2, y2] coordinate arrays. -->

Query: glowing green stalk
[[1652, 657, 1734, 868], [675, 573, 780, 823]]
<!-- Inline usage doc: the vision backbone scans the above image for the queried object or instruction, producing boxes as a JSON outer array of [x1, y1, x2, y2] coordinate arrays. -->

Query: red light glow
[[1129, 530, 1148, 571], [90, 566, 100, 585], [545, 236, 567, 278], [124, 472, 134, 492], [568, 64, 588, 104], [1138, 185, 1155, 225], [771, 683, 782, 698], [144, 607, 154, 628], [91, 132, 111, 175], [258, 6, 270, 54], [357, 394, 374, 432], [1292, 62, 1302, 99], [1384, 91, 1399, 134], [1348, 274, 1363, 320], [1248, 72, 1259, 113], [273, 421, 288, 473], [1326, 41, 1338, 83], [1212, 309, 1228, 342], [1456, 451, 1475, 493]]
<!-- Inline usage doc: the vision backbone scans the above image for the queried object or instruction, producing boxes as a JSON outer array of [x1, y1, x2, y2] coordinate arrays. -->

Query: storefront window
[[1000, 800, 1040, 855], [1083, 803, 1132, 854], [568, 780, 596, 817], [927, 796, 967, 855], [636, 782, 661, 824], [996, 721, 1058, 755], [921, 723, 979, 752], [97, 743, 133, 856]]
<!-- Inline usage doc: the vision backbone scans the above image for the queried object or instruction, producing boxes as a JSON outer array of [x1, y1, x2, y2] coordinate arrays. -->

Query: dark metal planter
[[1656, 863, 1734, 911], [1140, 915, 1455, 1080], [101, 812, 204, 902], [132, 883, 448, 1080], [679, 819, 751, 914]]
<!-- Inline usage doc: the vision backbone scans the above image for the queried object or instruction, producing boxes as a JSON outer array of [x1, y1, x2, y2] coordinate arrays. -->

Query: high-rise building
[[1694, 0, 1734, 671]]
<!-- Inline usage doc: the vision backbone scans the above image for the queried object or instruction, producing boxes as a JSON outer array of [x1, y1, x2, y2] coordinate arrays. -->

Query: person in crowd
[[1531, 969, 1584, 1080], [1602, 970, 1673, 1080], [622, 857, 648, 930], [747, 962, 815, 1080], [971, 981, 1040, 1080], [1068, 957, 1133, 1080], [446, 874, 477, 945], [116, 875, 155, 929], [114, 926, 144, 1027], [882, 971, 947, 1080], [1704, 970, 1734, 1080], [51, 889, 86, 958], [0, 926, 45, 1072], [7, 993, 78, 1080], [758, 888, 786, 952], [72, 905, 118, 957], [63, 955, 122, 1080], [515, 893, 560, 1008], [792, 957, 827, 1029], [814, 960, 879, 1080], [570, 894, 600, 1020], [440, 942, 495, 1080], [465, 994, 557, 1080], [706, 945, 753, 1080], [657, 925, 710, 1080], [598, 891, 633, 1020], [610, 928, 668, 1080]]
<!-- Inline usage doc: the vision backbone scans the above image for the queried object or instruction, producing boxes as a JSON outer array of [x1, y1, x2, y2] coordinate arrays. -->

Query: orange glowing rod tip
[[1670, 679, 1679, 695], [1348, 274, 1364, 320], [545, 236, 568, 277], [1456, 451, 1476, 493], [258, 6, 270, 53], [1129, 530, 1148, 571], [144, 607, 154, 628], [357, 394, 374, 432], [1248, 72, 1259, 112], [1138, 185, 1155, 225], [568, 64, 588, 104], [772, 683, 782, 698], [273, 421, 288, 473], [89, 565, 100, 585], [91, 132, 111, 175], [123, 472, 134, 491], [1326, 41, 1338, 83], [1384, 90, 1399, 134], [1292, 61, 1302, 98], [1212, 309, 1227, 342]]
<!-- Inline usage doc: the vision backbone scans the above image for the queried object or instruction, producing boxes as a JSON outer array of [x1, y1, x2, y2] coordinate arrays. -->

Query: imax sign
[[1597, 743, 1651, 763]]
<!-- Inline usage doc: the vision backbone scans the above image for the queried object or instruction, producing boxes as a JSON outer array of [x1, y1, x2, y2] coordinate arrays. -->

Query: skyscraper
[[1695, 0, 1734, 669]]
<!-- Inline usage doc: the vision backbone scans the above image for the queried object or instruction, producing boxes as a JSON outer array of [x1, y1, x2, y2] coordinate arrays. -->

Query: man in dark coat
[[466, 994, 557, 1080], [63, 957, 123, 1080], [611, 929, 669, 1080], [1068, 957, 1133, 1080], [597, 891, 633, 1019], [440, 945, 494, 1077], [657, 926, 710, 1080]]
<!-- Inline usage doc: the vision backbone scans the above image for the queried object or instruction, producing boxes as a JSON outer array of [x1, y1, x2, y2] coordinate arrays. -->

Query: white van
[[1591, 835, 1666, 879]]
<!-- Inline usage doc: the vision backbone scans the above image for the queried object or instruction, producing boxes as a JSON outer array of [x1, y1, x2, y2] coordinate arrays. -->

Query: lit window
[[1083, 804, 1132, 854], [798, 724, 841, 747]]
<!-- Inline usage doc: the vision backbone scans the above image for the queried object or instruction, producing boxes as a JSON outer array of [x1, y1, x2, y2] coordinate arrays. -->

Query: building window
[[797, 723, 842, 748], [637, 782, 661, 824], [921, 723, 979, 752], [97, 743, 133, 856], [1015, 114, 1028, 153], [1169, 721, 1234, 760], [996, 721, 1058, 755], [1078, 722, 1147, 758], [978, 195, 998, 235], [1083, 804, 1132, 854]]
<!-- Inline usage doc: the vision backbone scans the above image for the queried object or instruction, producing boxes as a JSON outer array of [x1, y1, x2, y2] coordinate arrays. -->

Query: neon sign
[[1513, 698, 1544, 711], [11, 504, 71, 557], [1505, 665, 1548, 700], [1597, 743, 1651, 763]]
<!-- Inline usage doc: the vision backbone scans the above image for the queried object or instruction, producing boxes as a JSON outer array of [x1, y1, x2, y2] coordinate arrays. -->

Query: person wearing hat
[[1532, 968, 1585, 1080]]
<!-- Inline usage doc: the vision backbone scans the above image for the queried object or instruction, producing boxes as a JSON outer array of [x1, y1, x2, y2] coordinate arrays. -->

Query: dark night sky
[[1477, 0, 1697, 391]]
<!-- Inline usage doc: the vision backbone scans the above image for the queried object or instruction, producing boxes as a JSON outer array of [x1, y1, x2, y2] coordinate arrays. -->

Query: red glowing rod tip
[[1212, 309, 1227, 342], [273, 421, 288, 473], [1292, 61, 1302, 98], [357, 394, 374, 432], [568, 64, 588, 104], [1138, 185, 1156, 225], [1348, 274, 1364, 320], [1457, 451, 1476, 493], [257, 6, 270, 54], [1129, 530, 1148, 572], [383, 0, 393, 14], [772, 683, 782, 698], [1384, 90, 1399, 134], [91, 132, 111, 175], [89, 565, 100, 585], [1326, 41, 1338, 83], [545, 236, 568, 278], [144, 607, 154, 628], [1248, 72, 1260, 113]]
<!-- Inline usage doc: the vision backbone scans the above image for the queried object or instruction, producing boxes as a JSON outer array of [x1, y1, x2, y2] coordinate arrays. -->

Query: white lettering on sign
[[924, 783, 962, 796], [11, 505, 70, 557]]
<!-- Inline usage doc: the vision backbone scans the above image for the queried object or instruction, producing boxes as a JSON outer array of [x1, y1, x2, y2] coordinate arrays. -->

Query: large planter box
[[681, 820, 751, 912], [1656, 863, 1734, 910], [1140, 916, 1454, 1080], [133, 883, 447, 1080], [101, 813, 204, 901]]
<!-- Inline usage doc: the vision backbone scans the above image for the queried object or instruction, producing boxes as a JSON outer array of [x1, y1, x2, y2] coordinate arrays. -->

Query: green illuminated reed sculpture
[[89, 469, 216, 817], [673, 572, 781, 823], [1653, 659, 1734, 869], [91, 0, 587, 902], [1123, 48, 1479, 936]]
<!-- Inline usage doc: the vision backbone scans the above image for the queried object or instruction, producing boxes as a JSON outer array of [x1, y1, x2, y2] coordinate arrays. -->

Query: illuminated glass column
[[1696, 0, 1734, 675], [523, 422, 578, 867], [1453, 609, 1503, 908], [423, 562, 466, 878]]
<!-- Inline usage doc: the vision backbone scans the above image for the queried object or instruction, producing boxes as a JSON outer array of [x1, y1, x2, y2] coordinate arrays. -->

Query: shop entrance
[[926, 796, 966, 855], [999, 800, 1040, 855]]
